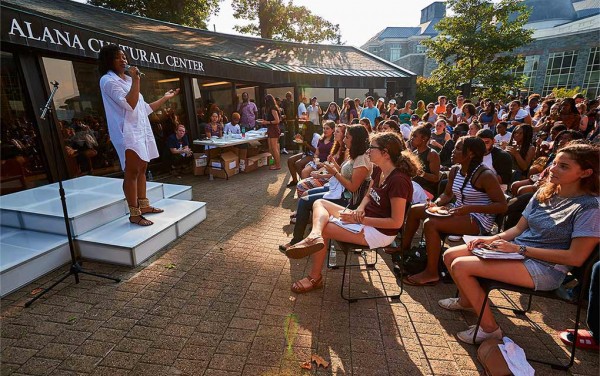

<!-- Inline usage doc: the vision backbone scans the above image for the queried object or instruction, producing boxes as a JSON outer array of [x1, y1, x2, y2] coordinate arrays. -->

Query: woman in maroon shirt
[[285, 132, 420, 294]]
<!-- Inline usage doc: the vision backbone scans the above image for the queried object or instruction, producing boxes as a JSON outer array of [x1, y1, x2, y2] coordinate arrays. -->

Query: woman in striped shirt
[[400, 136, 508, 286]]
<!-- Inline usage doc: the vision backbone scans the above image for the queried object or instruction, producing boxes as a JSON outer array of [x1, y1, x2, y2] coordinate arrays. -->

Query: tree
[[416, 76, 459, 106], [422, 0, 533, 99], [232, 0, 341, 43], [87, 0, 220, 29], [551, 86, 586, 99]]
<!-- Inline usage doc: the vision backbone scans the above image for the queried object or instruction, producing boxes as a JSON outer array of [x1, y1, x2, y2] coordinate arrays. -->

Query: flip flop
[[285, 236, 325, 259], [402, 275, 439, 286], [560, 330, 599, 351]]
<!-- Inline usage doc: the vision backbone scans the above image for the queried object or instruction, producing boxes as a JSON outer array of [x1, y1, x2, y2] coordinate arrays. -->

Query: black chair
[[471, 249, 599, 370]]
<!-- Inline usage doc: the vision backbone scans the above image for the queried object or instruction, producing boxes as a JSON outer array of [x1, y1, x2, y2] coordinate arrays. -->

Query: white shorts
[[362, 226, 397, 249]]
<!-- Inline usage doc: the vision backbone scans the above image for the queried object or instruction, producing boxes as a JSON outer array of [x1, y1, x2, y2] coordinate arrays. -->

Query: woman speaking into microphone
[[99, 45, 180, 226]]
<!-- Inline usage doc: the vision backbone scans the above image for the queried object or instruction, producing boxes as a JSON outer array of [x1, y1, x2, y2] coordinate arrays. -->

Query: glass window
[[340, 88, 371, 103], [192, 79, 233, 124], [390, 47, 402, 62], [512, 55, 539, 97], [583, 47, 600, 99], [542, 51, 578, 96], [1, 52, 49, 194], [416, 44, 427, 54], [42, 57, 185, 176], [299, 88, 334, 111]]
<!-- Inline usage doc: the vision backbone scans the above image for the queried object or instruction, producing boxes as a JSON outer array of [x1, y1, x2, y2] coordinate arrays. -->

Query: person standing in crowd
[[347, 99, 359, 124], [361, 96, 380, 129], [423, 103, 438, 123], [339, 98, 350, 124], [434, 95, 447, 115], [386, 99, 401, 120], [261, 94, 282, 170], [452, 95, 465, 121], [376, 97, 386, 115], [297, 95, 308, 121], [398, 100, 412, 124], [354, 98, 364, 115], [167, 124, 193, 177], [440, 143, 599, 344], [237, 92, 258, 130], [307, 97, 322, 126], [99, 44, 179, 226], [280, 91, 295, 155], [415, 100, 426, 119], [324, 102, 341, 123]]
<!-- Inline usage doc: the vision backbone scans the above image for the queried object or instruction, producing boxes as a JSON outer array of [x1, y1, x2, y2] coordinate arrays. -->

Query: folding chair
[[471, 248, 599, 370]]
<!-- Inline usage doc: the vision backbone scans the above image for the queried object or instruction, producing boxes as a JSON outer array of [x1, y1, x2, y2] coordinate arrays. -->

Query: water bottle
[[241, 126, 246, 138], [328, 243, 337, 268], [146, 170, 153, 181]]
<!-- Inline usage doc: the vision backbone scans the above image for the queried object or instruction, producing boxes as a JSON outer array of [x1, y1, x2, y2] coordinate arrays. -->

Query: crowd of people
[[278, 92, 600, 350]]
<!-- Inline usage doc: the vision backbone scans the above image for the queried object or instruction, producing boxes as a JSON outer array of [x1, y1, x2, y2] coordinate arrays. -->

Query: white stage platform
[[0, 176, 205, 297]]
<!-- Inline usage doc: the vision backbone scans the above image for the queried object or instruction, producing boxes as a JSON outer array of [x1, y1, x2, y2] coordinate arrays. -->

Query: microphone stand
[[26, 81, 120, 307]]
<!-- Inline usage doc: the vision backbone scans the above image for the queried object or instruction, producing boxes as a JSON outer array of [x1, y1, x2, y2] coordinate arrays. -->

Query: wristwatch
[[518, 245, 527, 256]]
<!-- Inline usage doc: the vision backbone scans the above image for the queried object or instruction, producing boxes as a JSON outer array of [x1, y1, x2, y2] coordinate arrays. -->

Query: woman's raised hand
[[163, 88, 180, 99]]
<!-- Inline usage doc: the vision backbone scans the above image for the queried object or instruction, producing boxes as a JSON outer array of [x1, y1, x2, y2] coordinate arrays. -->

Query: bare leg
[[268, 137, 281, 168], [400, 204, 428, 251], [124, 149, 152, 225], [287, 153, 303, 183], [407, 214, 479, 284], [450, 254, 534, 332]]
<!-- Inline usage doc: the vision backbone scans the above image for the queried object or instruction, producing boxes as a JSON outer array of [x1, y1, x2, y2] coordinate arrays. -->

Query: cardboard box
[[193, 153, 207, 176], [247, 146, 259, 158], [241, 158, 257, 173], [209, 151, 239, 179]]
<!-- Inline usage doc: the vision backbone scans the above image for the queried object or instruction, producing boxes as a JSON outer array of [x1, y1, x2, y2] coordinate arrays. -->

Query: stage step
[[77, 199, 206, 266], [163, 183, 193, 200], [0, 227, 70, 297]]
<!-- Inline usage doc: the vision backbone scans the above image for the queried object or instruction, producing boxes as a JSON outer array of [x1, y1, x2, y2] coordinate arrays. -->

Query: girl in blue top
[[440, 143, 600, 345]]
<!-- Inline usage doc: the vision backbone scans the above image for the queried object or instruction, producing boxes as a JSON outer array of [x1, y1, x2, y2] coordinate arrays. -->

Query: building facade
[[362, 0, 600, 98], [0, 0, 415, 194]]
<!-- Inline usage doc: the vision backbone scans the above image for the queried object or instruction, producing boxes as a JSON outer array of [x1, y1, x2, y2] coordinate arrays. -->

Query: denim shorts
[[523, 258, 567, 291]]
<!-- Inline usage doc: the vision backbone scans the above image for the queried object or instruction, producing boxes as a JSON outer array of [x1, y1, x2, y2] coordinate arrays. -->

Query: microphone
[[125, 64, 145, 77]]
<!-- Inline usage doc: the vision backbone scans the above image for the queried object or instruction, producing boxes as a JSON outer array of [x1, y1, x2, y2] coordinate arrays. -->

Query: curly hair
[[370, 132, 420, 177], [98, 44, 126, 75]]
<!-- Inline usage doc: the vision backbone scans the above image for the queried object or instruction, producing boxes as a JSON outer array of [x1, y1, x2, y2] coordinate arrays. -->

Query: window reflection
[[1, 52, 48, 194], [42, 57, 185, 174], [192, 79, 233, 130]]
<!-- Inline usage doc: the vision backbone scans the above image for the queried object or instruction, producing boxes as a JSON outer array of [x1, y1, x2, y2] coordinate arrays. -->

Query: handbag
[[477, 339, 512, 376]]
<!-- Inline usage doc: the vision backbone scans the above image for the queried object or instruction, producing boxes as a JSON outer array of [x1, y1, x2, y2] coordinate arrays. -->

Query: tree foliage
[[422, 0, 533, 99], [87, 0, 220, 29], [232, 0, 341, 43], [551, 86, 586, 99], [416, 76, 459, 106]]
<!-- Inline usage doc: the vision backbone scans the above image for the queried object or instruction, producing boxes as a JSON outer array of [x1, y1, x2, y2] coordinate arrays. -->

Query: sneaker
[[438, 297, 474, 312], [281, 148, 289, 155], [447, 235, 462, 242], [457, 325, 503, 344]]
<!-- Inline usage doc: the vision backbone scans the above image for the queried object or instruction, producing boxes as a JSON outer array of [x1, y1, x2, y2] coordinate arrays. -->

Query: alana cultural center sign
[[1, 9, 206, 75]]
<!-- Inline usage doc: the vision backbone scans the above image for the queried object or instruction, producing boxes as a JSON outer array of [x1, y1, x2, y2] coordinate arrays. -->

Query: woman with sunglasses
[[400, 136, 507, 286], [284, 132, 420, 294]]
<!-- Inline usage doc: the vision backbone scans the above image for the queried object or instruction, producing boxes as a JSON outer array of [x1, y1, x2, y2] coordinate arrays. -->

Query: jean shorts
[[523, 258, 567, 291]]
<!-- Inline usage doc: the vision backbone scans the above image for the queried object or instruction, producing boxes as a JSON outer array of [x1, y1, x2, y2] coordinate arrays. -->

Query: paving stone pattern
[[1, 156, 598, 375]]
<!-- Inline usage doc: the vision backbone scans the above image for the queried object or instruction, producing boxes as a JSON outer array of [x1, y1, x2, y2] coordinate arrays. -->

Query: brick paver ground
[[1, 155, 598, 375]]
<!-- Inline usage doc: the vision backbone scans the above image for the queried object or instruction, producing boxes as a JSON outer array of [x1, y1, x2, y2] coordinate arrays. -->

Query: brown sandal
[[138, 198, 163, 214], [285, 236, 325, 259], [129, 206, 153, 226], [291, 275, 323, 294]]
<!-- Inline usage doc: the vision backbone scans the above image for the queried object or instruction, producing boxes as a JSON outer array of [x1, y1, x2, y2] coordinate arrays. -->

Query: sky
[[72, 0, 439, 47]]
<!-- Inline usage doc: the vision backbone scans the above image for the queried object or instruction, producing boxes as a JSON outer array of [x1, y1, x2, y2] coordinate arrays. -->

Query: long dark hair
[[330, 123, 347, 165], [265, 94, 279, 113], [458, 136, 486, 195], [320, 120, 335, 142], [537, 143, 599, 203], [98, 44, 125, 75], [412, 123, 432, 141], [370, 132, 419, 177], [509, 124, 533, 160], [346, 124, 369, 160]]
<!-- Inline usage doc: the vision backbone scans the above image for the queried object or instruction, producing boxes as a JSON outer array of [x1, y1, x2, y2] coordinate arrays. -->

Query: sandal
[[291, 275, 323, 294], [285, 235, 325, 259], [289, 211, 297, 219], [278, 243, 292, 253], [286, 181, 298, 188], [129, 206, 153, 226], [138, 198, 164, 214], [402, 275, 439, 286]]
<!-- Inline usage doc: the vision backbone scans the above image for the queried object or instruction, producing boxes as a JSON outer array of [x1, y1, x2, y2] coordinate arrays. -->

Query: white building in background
[[362, 0, 600, 98]]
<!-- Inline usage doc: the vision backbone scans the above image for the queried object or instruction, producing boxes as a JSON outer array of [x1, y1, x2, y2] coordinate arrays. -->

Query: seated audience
[[477, 129, 513, 185], [301, 120, 335, 178], [284, 132, 419, 293], [429, 119, 450, 153], [506, 124, 535, 181], [493, 121, 512, 149], [400, 137, 507, 286], [410, 124, 441, 196], [167, 124, 193, 175], [286, 122, 321, 187], [280, 124, 371, 251], [439, 123, 469, 169], [439, 143, 599, 344], [559, 97, 582, 130]]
